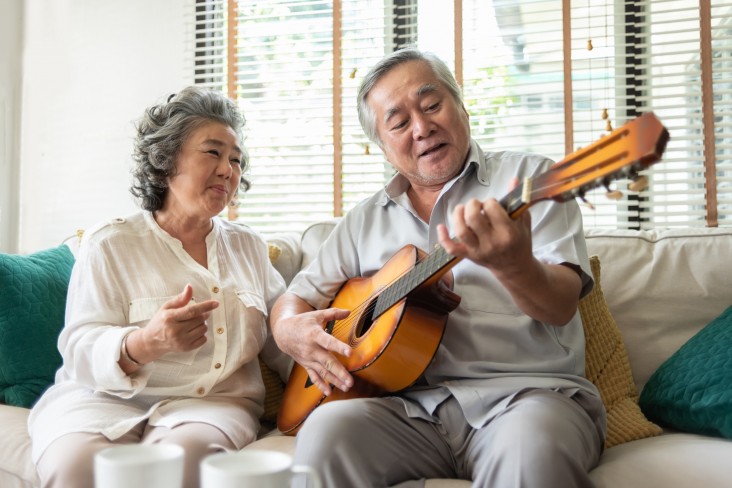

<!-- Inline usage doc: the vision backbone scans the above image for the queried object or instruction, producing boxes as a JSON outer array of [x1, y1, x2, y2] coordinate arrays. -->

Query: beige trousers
[[35, 422, 237, 488]]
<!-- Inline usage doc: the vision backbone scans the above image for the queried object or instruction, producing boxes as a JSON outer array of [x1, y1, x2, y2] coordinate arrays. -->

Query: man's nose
[[412, 113, 433, 139]]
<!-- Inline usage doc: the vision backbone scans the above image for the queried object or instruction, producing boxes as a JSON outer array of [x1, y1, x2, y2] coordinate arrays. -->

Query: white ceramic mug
[[94, 444, 184, 488], [200, 449, 322, 488]]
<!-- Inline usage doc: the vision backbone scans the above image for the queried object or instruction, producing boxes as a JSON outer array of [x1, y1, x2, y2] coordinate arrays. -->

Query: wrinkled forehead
[[370, 61, 442, 116]]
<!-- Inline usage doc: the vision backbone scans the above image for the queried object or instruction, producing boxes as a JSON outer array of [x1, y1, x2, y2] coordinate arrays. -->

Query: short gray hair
[[130, 86, 249, 212], [357, 48, 464, 145]]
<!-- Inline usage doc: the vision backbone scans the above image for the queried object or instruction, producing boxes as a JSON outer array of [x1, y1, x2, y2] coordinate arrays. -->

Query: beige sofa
[[2, 222, 732, 487]]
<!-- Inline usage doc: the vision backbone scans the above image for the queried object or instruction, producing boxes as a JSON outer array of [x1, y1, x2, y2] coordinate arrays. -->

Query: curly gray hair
[[130, 86, 249, 211]]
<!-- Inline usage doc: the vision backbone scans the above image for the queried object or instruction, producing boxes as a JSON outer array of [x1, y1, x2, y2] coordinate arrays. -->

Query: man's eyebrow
[[383, 83, 440, 124], [384, 107, 401, 124], [417, 83, 438, 97]]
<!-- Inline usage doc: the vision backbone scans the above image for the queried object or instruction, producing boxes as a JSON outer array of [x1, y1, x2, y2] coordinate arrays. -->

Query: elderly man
[[271, 48, 606, 488]]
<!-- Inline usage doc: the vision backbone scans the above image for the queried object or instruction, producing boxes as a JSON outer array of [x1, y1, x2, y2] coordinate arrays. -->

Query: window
[[193, 0, 732, 233]]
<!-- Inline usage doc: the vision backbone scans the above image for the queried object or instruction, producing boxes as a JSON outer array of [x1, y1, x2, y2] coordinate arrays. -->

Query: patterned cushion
[[260, 242, 287, 423], [579, 256, 662, 448], [639, 304, 732, 438], [0, 245, 75, 408]]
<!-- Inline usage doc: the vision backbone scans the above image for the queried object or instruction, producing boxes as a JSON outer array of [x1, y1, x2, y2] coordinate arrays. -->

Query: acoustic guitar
[[277, 111, 669, 435]]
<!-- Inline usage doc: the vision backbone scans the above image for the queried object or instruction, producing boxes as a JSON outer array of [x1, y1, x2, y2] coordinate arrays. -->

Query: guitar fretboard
[[373, 246, 455, 317]]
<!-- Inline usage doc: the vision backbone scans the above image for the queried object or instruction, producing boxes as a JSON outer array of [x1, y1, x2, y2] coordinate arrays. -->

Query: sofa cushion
[[0, 245, 75, 408], [267, 233, 302, 285], [589, 432, 732, 488], [584, 228, 732, 394], [579, 256, 662, 448], [639, 304, 732, 439]]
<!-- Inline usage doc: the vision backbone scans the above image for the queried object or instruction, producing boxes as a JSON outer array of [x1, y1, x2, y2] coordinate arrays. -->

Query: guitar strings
[[327, 247, 453, 339], [327, 251, 437, 338]]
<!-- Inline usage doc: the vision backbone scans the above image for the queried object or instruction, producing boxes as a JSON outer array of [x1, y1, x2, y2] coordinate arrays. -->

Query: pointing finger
[[175, 299, 219, 321], [163, 284, 194, 310]]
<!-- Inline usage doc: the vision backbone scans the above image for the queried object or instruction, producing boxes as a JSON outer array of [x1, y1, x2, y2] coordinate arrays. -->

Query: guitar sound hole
[[355, 298, 377, 338]]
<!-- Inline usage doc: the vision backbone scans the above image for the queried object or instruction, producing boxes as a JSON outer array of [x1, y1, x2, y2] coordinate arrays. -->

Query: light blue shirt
[[288, 139, 606, 434]]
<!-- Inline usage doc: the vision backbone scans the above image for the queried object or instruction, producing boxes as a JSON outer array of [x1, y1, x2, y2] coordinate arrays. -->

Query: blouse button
[[216, 327, 224, 335], [214, 362, 222, 369], [197, 387, 205, 395], [212, 286, 220, 293]]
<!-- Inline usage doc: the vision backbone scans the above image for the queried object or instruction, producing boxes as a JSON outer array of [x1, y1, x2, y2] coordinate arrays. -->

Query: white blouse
[[28, 212, 288, 463]]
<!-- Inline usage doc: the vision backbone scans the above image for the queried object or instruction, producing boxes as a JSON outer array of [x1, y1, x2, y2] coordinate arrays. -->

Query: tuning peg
[[629, 175, 648, 192], [603, 183, 623, 200]]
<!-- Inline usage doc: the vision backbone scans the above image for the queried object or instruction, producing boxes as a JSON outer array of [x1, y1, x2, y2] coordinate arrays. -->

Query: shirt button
[[216, 327, 224, 334], [212, 286, 220, 293], [197, 387, 205, 395], [214, 363, 221, 369]]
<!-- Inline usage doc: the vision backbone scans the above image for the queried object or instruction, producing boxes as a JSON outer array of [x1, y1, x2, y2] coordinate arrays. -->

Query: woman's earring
[[229, 191, 239, 207]]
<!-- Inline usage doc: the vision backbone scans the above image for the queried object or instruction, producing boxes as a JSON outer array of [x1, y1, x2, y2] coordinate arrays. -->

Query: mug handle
[[292, 464, 322, 488]]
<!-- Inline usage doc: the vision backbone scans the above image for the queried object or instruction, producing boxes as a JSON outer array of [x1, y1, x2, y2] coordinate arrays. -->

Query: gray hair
[[357, 48, 464, 145], [130, 86, 249, 212]]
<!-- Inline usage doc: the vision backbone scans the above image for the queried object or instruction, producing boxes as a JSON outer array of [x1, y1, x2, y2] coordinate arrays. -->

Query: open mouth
[[419, 143, 446, 158]]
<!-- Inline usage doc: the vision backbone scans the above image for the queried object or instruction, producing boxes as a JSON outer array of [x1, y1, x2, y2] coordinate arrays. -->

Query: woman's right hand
[[122, 284, 219, 367]]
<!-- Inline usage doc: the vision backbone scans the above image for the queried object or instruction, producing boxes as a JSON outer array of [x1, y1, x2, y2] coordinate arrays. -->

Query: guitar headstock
[[504, 112, 669, 218]]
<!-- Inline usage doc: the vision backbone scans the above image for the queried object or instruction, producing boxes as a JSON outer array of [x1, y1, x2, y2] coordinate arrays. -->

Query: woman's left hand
[[124, 284, 219, 366]]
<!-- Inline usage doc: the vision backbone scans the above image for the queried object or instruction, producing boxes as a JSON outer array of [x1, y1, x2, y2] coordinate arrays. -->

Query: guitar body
[[277, 244, 461, 435]]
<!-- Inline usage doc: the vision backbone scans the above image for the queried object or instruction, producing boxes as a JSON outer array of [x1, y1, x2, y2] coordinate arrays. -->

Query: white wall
[[0, 0, 23, 253], [14, 0, 193, 253]]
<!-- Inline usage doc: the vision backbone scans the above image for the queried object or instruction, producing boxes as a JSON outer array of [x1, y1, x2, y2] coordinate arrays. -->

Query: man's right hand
[[270, 293, 353, 396]]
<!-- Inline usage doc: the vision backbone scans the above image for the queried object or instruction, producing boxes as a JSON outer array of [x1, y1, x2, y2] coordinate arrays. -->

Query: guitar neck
[[374, 245, 456, 317], [373, 112, 669, 319]]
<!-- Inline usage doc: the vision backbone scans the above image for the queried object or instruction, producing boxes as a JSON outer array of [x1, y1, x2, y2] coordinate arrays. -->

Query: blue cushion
[[0, 245, 75, 408], [639, 304, 732, 438]]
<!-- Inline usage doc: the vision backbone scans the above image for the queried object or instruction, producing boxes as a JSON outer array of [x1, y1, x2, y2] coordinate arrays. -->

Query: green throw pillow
[[0, 245, 75, 408], [639, 304, 732, 439]]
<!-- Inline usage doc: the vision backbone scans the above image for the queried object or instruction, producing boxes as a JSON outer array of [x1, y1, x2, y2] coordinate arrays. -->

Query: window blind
[[193, 0, 416, 234], [192, 0, 732, 232], [193, 0, 228, 90], [573, 0, 732, 228]]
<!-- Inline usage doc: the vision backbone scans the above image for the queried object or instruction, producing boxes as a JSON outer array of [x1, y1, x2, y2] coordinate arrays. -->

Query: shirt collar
[[377, 139, 489, 207]]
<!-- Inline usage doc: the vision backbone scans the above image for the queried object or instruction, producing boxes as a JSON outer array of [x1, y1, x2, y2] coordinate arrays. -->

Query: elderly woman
[[28, 86, 290, 488]]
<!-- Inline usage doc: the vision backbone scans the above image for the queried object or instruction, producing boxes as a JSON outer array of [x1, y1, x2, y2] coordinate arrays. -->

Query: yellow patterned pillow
[[579, 256, 662, 448], [259, 360, 285, 423], [259, 243, 286, 424]]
